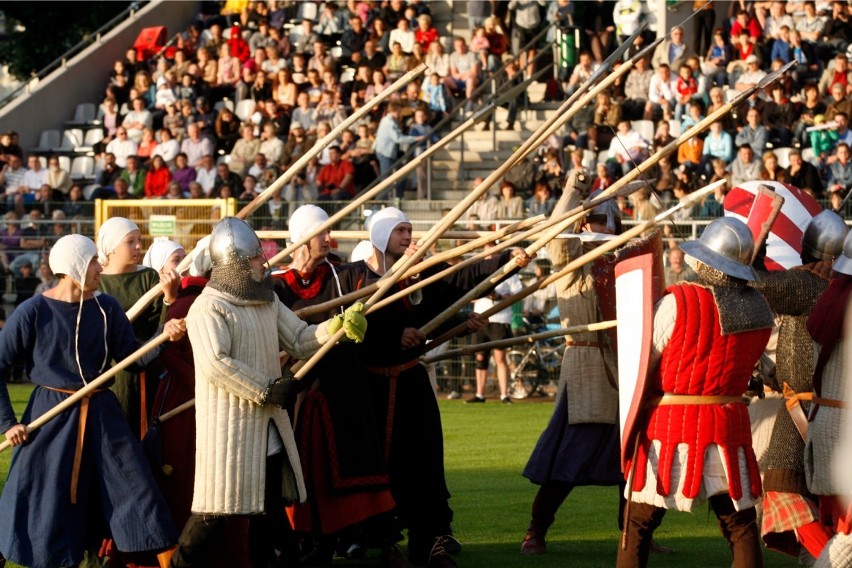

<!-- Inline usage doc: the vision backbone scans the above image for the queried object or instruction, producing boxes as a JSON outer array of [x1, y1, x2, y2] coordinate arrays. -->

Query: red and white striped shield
[[724, 180, 823, 270]]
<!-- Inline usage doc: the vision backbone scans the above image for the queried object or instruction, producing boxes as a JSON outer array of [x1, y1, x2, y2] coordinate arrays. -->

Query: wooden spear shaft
[[258, 229, 529, 241], [126, 64, 429, 322], [291, 72, 611, 379], [0, 332, 171, 454], [421, 181, 722, 353], [293, 215, 546, 319], [265, 106, 488, 268], [420, 321, 617, 364]]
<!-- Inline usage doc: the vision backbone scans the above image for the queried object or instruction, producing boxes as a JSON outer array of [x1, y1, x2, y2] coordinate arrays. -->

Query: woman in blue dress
[[0, 234, 185, 568]]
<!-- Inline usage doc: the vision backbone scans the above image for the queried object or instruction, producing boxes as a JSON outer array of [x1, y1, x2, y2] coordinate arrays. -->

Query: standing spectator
[[691, 0, 716, 56], [374, 102, 422, 196], [144, 155, 173, 198], [508, 0, 545, 77], [444, 36, 480, 113]]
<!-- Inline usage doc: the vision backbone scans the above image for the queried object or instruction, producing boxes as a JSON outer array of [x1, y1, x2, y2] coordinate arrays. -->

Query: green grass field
[[0, 385, 798, 567]]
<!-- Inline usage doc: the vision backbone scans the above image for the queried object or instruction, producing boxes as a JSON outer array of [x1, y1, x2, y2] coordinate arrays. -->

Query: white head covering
[[368, 207, 409, 253], [189, 235, 213, 277], [350, 240, 374, 263], [142, 237, 185, 272], [49, 234, 109, 384], [97, 217, 140, 265], [288, 204, 329, 245], [50, 234, 98, 286]]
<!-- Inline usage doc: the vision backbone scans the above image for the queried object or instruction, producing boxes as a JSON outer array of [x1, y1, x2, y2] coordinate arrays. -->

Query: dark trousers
[[616, 495, 762, 568], [527, 480, 627, 535], [171, 454, 295, 568]]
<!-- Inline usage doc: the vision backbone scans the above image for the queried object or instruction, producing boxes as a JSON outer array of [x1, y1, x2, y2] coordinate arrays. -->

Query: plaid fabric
[[762, 491, 819, 535]]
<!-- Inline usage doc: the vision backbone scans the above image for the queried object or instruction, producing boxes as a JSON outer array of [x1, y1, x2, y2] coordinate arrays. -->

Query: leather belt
[[367, 359, 421, 378], [43, 386, 106, 504], [565, 340, 599, 347], [367, 359, 421, 462], [813, 396, 848, 409], [645, 393, 744, 408]]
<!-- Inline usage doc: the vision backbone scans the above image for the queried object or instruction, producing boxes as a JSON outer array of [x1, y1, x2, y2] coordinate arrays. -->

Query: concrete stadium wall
[[0, 0, 200, 152]]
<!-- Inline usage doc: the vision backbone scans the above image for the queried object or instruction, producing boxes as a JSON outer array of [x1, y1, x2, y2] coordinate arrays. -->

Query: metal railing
[[0, 2, 148, 112]]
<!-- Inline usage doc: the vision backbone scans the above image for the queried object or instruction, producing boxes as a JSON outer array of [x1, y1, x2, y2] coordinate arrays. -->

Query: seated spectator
[[162, 104, 186, 141], [283, 167, 318, 219], [527, 181, 555, 217], [292, 91, 318, 133], [290, 19, 319, 56], [360, 39, 387, 72], [795, 1, 825, 43], [629, 187, 662, 221], [608, 119, 650, 175], [248, 70, 272, 103], [212, 161, 242, 197], [810, 114, 839, 167], [665, 247, 696, 286], [316, 145, 356, 200], [731, 9, 763, 47], [171, 152, 197, 193], [317, 3, 346, 40], [144, 154, 172, 197], [826, 82, 852, 122], [98, 97, 122, 142], [763, 83, 795, 148], [701, 29, 733, 87], [262, 45, 287, 79], [818, 52, 852, 96], [341, 125, 379, 189], [735, 107, 769, 157], [214, 107, 241, 154], [371, 17, 391, 53], [789, 29, 820, 85], [152, 127, 180, 167], [136, 127, 158, 162], [122, 97, 153, 143], [290, 52, 309, 85], [680, 100, 704, 132], [826, 142, 852, 193], [258, 122, 284, 164], [95, 152, 123, 188], [652, 119, 675, 151], [14, 260, 40, 306], [214, 42, 240, 100], [390, 17, 416, 54], [788, 147, 824, 195], [105, 127, 138, 168], [770, 25, 794, 63], [760, 150, 788, 181], [729, 143, 763, 186], [119, 155, 146, 197], [495, 181, 524, 220], [228, 123, 260, 177], [385, 41, 412, 82], [592, 162, 615, 191], [280, 122, 315, 170], [424, 41, 450, 79], [622, 56, 653, 120], [341, 15, 369, 64], [700, 121, 734, 174], [566, 51, 600, 97], [237, 174, 258, 200], [195, 154, 217, 195], [733, 54, 767, 93], [677, 132, 703, 170], [674, 63, 698, 122], [794, 82, 827, 145], [823, 1, 852, 58], [45, 155, 71, 196], [444, 36, 480, 113], [645, 63, 677, 121], [165, 180, 186, 199], [273, 68, 298, 109], [651, 25, 696, 71], [414, 14, 439, 51]]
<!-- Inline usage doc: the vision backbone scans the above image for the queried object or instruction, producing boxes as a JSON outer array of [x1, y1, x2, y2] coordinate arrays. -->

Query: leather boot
[[709, 495, 763, 568], [616, 502, 667, 568], [521, 530, 546, 555], [157, 547, 176, 568]]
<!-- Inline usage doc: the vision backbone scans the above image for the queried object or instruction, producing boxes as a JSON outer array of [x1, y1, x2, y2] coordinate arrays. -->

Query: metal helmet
[[801, 210, 849, 262], [833, 229, 852, 276], [208, 217, 264, 267], [680, 217, 758, 281]]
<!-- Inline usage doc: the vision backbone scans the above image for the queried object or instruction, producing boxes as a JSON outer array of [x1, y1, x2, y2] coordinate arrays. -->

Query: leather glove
[[328, 302, 367, 343], [264, 373, 304, 408]]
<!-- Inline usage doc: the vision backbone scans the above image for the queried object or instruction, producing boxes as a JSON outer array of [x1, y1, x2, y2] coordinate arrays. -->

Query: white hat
[[369, 207, 409, 253], [142, 237, 185, 272], [189, 235, 213, 277], [50, 234, 98, 286], [350, 240, 374, 263], [288, 204, 329, 245], [746, 54, 759, 64], [97, 217, 139, 265]]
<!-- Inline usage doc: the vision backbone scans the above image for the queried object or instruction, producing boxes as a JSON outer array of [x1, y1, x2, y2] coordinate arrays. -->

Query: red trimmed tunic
[[630, 284, 771, 502]]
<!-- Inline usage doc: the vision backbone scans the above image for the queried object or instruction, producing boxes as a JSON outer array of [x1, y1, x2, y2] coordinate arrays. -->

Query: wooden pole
[[421, 321, 617, 364], [257, 229, 533, 242], [0, 332, 171, 454], [420, 181, 723, 353], [126, 64, 429, 322]]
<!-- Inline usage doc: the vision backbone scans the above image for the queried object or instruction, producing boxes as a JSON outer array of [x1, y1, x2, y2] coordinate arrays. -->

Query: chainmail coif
[[694, 262, 775, 335], [208, 257, 275, 303]]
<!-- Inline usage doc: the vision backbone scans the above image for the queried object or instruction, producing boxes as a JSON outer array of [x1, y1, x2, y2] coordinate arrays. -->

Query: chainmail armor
[[752, 264, 831, 491], [207, 257, 275, 303], [695, 263, 775, 334]]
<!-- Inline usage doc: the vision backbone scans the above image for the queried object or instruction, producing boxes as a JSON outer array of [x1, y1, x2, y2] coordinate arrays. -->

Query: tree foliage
[[0, 2, 132, 80]]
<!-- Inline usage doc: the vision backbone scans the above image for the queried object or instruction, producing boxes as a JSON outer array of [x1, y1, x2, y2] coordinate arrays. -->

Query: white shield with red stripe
[[724, 180, 823, 270]]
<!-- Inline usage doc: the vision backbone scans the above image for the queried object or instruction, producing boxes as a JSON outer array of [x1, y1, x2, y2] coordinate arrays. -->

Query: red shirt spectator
[[228, 25, 251, 63], [144, 156, 173, 197], [730, 10, 762, 44], [316, 146, 356, 199], [414, 14, 439, 50]]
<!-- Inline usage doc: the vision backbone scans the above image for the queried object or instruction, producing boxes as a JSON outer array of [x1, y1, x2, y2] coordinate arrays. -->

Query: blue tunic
[[0, 294, 177, 568]]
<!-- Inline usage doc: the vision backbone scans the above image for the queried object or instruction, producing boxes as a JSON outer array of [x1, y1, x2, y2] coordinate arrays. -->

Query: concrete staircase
[[400, 0, 557, 228]]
